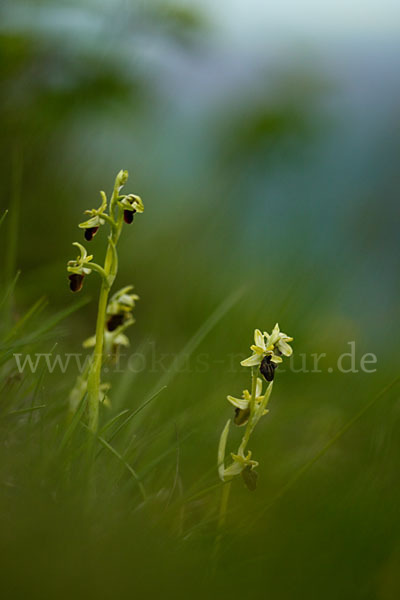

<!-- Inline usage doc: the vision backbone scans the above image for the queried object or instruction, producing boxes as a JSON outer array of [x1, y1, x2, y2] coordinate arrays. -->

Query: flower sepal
[[118, 194, 144, 224], [67, 243, 94, 291], [118, 194, 144, 213], [67, 242, 110, 290], [78, 191, 110, 240], [241, 325, 292, 381], [222, 450, 258, 481], [106, 286, 139, 331], [228, 377, 267, 427], [265, 323, 293, 356], [83, 326, 131, 363], [79, 214, 105, 229]]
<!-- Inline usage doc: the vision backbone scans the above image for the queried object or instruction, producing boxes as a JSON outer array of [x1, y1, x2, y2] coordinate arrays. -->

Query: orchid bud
[[116, 169, 129, 187]]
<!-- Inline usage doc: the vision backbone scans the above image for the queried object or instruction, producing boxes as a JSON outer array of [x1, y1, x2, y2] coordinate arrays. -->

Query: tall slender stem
[[238, 367, 258, 455], [86, 275, 110, 433], [86, 183, 123, 434], [214, 367, 258, 560]]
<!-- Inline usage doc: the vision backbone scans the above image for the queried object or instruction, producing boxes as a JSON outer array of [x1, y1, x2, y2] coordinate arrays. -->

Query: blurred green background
[[1, 1, 400, 598]]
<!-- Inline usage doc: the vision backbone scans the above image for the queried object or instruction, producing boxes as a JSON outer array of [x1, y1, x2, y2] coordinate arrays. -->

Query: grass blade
[[3, 297, 48, 342], [0, 209, 8, 230], [5, 148, 22, 286], [7, 405, 46, 416], [0, 271, 20, 312], [150, 288, 243, 395], [99, 386, 167, 451], [96, 434, 147, 500], [0, 296, 90, 353], [99, 409, 130, 435], [58, 394, 88, 454], [249, 376, 400, 528]]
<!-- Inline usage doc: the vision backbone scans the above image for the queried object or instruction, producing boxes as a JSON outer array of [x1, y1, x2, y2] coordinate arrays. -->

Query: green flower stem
[[110, 177, 124, 215], [82, 261, 109, 285], [86, 193, 123, 434], [238, 366, 258, 455], [99, 213, 117, 230], [86, 282, 109, 432], [215, 367, 258, 558], [250, 365, 258, 410]]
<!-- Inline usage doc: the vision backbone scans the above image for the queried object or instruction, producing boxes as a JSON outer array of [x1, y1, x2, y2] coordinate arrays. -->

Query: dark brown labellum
[[123, 209, 136, 224], [84, 227, 99, 241], [234, 406, 250, 427], [260, 355, 276, 382], [242, 466, 258, 491], [106, 313, 124, 332], [69, 273, 84, 292]]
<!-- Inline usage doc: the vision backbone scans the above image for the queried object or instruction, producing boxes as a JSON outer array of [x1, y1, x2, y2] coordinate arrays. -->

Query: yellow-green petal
[[255, 377, 263, 397], [254, 329, 265, 348], [227, 395, 249, 410], [241, 353, 262, 367], [270, 354, 283, 364], [277, 339, 293, 356]]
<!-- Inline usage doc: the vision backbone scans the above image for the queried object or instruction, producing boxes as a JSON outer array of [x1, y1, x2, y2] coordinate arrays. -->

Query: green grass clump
[[1, 174, 399, 600]]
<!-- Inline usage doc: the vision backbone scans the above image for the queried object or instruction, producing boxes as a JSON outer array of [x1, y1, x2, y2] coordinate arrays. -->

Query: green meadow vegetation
[[1, 2, 400, 599]]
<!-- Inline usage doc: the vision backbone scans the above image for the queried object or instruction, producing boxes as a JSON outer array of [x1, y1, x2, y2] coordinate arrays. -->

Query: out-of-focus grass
[[1, 1, 400, 599], [1, 225, 399, 599]]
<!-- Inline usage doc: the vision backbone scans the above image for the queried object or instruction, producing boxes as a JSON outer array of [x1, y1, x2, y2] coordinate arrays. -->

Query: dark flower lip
[[242, 465, 258, 491], [259, 355, 277, 382], [106, 313, 125, 332], [123, 209, 136, 224], [234, 406, 250, 427], [69, 273, 84, 292], [84, 227, 99, 241]]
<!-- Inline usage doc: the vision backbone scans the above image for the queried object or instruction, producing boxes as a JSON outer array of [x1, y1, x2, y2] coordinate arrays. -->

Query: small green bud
[[116, 169, 129, 187]]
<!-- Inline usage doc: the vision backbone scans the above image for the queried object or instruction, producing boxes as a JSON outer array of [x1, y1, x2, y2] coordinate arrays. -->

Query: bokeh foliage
[[0, 1, 400, 598]]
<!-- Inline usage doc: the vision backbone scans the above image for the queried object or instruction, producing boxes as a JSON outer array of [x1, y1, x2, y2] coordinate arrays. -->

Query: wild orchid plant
[[218, 324, 293, 491], [67, 170, 143, 433]]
